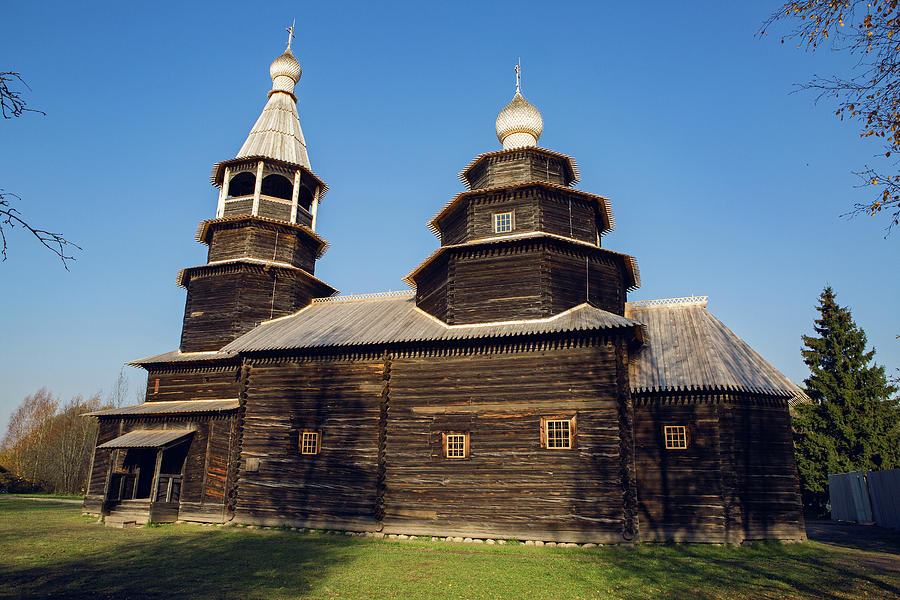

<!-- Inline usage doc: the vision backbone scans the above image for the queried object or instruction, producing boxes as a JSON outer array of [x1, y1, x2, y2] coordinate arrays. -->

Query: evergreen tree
[[794, 286, 900, 515]]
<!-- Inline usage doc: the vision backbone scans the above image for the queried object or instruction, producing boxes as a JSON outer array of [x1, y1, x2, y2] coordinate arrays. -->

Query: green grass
[[1, 499, 898, 599], [3, 492, 83, 500]]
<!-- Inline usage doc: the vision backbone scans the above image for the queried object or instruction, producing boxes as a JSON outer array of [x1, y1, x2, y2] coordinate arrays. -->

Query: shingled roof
[[222, 291, 641, 352], [625, 297, 806, 401], [131, 293, 804, 402]]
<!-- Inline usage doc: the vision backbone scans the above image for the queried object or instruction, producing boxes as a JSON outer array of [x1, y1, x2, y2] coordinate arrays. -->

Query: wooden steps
[[104, 499, 151, 528]]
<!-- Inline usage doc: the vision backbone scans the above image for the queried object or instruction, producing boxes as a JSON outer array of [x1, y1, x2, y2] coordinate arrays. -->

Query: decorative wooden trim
[[217, 166, 231, 218]]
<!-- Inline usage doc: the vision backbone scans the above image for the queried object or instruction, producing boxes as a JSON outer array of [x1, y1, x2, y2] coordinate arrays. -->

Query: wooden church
[[83, 38, 806, 543]]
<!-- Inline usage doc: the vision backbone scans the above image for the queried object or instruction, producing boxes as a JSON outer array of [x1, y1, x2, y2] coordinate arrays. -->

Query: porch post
[[150, 448, 164, 502]]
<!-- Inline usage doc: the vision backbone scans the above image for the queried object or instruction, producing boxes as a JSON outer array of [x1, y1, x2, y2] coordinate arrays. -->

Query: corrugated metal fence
[[829, 469, 900, 528]]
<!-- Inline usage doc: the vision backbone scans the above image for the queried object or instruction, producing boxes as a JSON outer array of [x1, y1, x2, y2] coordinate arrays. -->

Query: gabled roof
[[222, 291, 641, 353], [127, 350, 238, 367], [625, 297, 807, 402]]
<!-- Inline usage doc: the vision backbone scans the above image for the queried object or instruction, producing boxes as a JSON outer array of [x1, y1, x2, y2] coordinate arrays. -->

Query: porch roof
[[85, 399, 240, 417], [97, 429, 196, 450]]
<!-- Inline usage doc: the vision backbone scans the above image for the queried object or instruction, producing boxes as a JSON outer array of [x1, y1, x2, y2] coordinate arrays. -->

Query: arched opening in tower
[[261, 174, 293, 200], [228, 172, 256, 197]]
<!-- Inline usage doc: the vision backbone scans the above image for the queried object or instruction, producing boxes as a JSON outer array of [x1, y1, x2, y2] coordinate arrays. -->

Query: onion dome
[[496, 90, 543, 150], [269, 49, 302, 95]]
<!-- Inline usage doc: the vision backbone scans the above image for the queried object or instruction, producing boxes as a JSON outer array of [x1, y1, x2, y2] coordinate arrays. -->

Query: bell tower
[[406, 67, 639, 324], [177, 33, 337, 352]]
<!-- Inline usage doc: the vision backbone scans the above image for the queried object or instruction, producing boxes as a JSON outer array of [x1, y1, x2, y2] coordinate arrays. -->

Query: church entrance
[[108, 448, 157, 501]]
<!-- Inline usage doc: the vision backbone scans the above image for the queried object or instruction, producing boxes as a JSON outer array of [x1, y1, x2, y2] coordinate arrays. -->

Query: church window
[[443, 432, 469, 459], [493, 211, 514, 233], [541, 417, 574, 449], [664, 426, 688, 450], [300, 431, 321, 455]]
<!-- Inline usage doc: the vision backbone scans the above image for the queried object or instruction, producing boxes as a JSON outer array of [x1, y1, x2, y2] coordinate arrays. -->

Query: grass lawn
[[1, 498, 898, 599]]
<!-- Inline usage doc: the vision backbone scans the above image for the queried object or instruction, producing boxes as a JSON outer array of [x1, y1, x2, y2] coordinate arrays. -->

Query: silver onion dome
[[495, 90, 543, 150]]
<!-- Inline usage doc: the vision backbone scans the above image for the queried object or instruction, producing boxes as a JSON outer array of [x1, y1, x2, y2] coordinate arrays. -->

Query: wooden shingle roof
[[625, 297, 806, 401], [221, 292, 640, 353]]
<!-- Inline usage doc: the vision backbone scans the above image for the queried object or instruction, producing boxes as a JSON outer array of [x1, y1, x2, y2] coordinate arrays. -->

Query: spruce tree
[[794, 286, 900, 515]]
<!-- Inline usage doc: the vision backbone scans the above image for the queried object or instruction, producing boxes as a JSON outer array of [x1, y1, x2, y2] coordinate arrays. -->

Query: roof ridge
[[626, 296, 708, 311], [312, 290, 415, 303]]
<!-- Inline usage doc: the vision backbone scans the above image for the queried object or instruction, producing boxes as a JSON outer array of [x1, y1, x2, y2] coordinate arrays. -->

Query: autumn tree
[[761, 1, 900, 233], [0, 388, 107, 494], [0, 71, 78, 267], [793, 286, 900, 514]]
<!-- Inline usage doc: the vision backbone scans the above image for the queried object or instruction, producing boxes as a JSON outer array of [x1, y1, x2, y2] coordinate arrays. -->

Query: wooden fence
[[829, 469, 900, 528]]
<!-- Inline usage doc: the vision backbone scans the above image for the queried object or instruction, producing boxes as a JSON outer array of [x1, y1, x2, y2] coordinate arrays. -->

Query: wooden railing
[[107, 472, 138, 502], [155, 474, 183, 503]]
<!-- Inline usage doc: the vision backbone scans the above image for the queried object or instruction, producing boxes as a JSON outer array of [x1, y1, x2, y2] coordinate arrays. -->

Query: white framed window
[[300, 430, 321, 455], [541, 417, 575, 449], [493, 211, 514, 233], [664, 425, 688, 450], [442, 432, 469, 459]]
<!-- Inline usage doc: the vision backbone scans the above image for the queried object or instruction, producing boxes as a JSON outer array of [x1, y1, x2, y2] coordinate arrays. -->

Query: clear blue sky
[[2, 1, 897, 431]]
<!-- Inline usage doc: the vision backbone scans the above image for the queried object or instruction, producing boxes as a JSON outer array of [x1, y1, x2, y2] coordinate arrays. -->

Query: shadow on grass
[[0, 500, 359, 600], [602, 541, 900, 600], [805, 520, 900, 555]]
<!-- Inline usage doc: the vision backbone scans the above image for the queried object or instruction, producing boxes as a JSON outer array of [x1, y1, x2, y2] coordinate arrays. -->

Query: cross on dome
[[286, 19, 295, 51], [496, 61, 543, 150]]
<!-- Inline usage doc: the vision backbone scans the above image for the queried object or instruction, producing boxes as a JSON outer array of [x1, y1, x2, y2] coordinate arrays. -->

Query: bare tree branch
[[0, 189, 81, 269], [0, 72, 45, 119], [1, 71, 79, 266]]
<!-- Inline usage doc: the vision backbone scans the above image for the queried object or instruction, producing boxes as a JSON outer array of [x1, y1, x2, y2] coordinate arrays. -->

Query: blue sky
[[1, 1, 897, 430]]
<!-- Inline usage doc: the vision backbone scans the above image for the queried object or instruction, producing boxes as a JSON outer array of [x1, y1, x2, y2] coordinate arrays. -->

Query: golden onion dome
[[495, 90, 543, 150], [270, 48, 302, 84]]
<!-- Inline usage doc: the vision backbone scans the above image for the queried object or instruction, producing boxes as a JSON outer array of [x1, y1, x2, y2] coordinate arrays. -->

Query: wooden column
[[150, 448, 164, 502], [252, 161, 264, 216], [217, 166, 231, 218], [289, 170, 301, 224], [310, 186, 320, 231]]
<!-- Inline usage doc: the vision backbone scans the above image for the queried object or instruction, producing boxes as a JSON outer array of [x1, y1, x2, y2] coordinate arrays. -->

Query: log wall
[[415, 240, 628, 324], [383, 340, 634, 542], [207, 223, 318, 272], [632, 393, 805, 543], [180, 264, 332, 352], [233, 357, 384, 529], [464, 151, 571, 190], [144, 365, 241, 402]]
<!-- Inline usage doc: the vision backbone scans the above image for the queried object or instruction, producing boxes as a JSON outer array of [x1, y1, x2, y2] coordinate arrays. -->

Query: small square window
[[300, 431, 321, 455], [542, 417, 574, 449], [443, 432, 469, 459], [664, 426, 688, 450], [493, 211, 513, 233]]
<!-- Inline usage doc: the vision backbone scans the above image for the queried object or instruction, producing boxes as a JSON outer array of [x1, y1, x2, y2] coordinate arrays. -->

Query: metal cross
[[515, 59, 521, 92], [286, 19, 296, 50]]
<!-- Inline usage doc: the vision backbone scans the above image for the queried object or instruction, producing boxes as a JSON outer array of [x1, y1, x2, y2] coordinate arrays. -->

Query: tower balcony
[[221, 194, 313, 228]]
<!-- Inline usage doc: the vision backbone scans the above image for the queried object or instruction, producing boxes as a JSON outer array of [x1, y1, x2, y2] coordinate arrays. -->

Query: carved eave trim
[[427, 181, 614, 239], [458, 146, 581, 189], [194, 215, 329, 258], [175, 258, 338, 293], [210, 156, 329, 201], [402, 231, 640, 290]]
